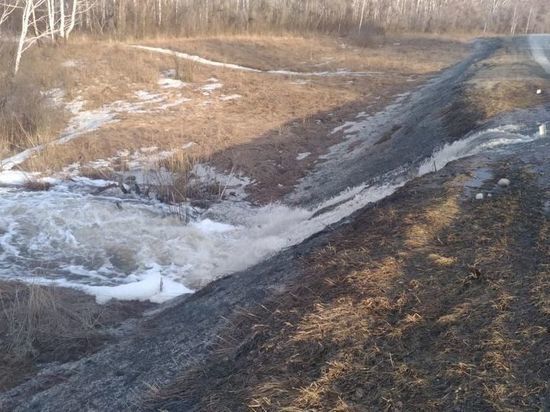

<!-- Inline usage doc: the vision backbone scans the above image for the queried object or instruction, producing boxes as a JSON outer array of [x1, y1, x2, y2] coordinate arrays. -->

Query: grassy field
[[1, 34, 470, 203]]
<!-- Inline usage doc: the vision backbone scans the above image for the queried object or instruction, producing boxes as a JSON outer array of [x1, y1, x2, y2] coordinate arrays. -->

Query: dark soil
[[151, 159, 549, 411]]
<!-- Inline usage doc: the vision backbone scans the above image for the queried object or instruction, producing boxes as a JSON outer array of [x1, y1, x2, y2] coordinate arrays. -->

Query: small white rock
[[476, 193, 484, 200], [498, 178, 510, 187], [536, 89, 542, 95]]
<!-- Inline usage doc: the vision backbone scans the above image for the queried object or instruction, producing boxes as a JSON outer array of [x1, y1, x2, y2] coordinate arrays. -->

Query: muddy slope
[[287, 38, 502, 206]]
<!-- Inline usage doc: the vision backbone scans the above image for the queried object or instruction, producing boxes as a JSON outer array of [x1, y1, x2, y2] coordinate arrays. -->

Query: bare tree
[[0, 0, 19, 29], [2, 0, 550, 46]]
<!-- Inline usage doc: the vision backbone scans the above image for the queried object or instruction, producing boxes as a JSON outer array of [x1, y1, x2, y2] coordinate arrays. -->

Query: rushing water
[[0, 124, 542, 303]]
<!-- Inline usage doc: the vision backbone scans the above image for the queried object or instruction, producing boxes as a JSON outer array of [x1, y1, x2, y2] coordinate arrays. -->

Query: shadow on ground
[[152, 158, 549, 411]]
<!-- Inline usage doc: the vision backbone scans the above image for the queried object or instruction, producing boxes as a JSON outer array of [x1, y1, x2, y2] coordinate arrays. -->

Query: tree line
[[2, 0, 550, 37], [1, 0, 549, 73]]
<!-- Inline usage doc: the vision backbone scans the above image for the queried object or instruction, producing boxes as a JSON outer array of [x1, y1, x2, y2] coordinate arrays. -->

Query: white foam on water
[[0, 177, 397, 304], [418, 126, 538, 175], [0, 124, 541, 304]]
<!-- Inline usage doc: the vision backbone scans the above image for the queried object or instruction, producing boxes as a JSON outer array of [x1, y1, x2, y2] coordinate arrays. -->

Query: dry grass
[[461, 44, 550, 123], [0, 281, 153, 391], [20, 34, 450, 202], [5, 34, 467, 203], [467, 79, 550, 119], [0, 45, 67, 159], [172, 53, 198, 83], [0, 38, 172, 159], [153, 148, 222, 204], [150, 163, 549, 411], [143, 33, 469, 74]]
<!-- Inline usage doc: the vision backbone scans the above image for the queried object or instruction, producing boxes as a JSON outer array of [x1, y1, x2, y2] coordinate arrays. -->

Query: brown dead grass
[[461, 44, 550, 123], [468, 79, 550, 119], [150, 163, 549, 411], [143, 34, 469, 74], [0, 46, 67, 159], [21, 34, 454, 202], [0, 38, 178, 159], [6, 34, 467, 203], [0, 281, 153, 391]]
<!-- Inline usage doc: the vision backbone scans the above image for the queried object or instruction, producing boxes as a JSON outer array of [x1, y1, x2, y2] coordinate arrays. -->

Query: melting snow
[[131, 45, 383, 77], [62, 59, 79, 68], [220, 94, 242, 101], [158, 78, 187, 89], [200, 83, 223, 94]]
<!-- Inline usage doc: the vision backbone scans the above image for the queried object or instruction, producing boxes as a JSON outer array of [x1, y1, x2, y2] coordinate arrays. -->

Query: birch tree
[[15, 0, 46, 74], [0, 0, 19, 29]]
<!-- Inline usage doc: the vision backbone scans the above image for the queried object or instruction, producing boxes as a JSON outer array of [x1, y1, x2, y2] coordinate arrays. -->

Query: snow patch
[[0, 170, 34, 186], [131, 45, 383, 77], [87, 267, 193, 304], [200, 83, 223, 94], [158, 78, 187, 89], [296, 152, 311, 161], [220, 94, 242, 101], [62, 59, 79, 68]]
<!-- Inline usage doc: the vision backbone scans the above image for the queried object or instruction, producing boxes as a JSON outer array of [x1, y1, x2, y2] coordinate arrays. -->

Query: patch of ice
[[192, 164, 252, 200], [158, 78, 187, 89], [418, 126, 539, 175], [182, 142, 197, 150], [135, 90, 164, 102], [159, 96, 191, 110], [219, 94, 242, 101], [331, 95, 408, 138], [43, 88, 65, 106], [200, 83, 223, 94], [131, 45, 262, 73], [141, 146, 159, 153], [87, 266, 193, 304], [70, 176, 116, 187], [65, 142, 197, 187], [0, 170, 34, 186], [62, 59, 79, 68]]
